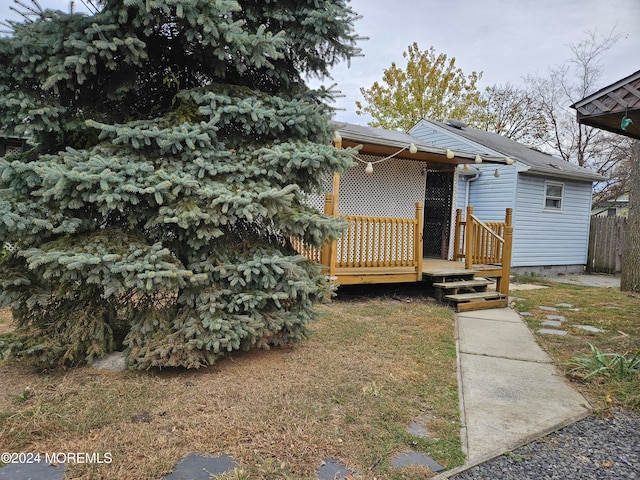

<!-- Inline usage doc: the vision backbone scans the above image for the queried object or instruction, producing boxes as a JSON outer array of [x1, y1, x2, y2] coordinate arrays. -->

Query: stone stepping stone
[[546, 315, 566, 322], [542, 320, 562, 327], [538, 306, 558, 312], [407, 421, 431, 438], [537, 328, 568, 336], [555, 303, 573, 308], [520, 312, 533, 317], [574, 325, 605, 333], [90, 351, 127, 371], [317, 458, 355, 480], [391, 451, 444, 473], [406, 414, 436, 439], [0, 459, 64, 480], [163, 453, 236, 480]]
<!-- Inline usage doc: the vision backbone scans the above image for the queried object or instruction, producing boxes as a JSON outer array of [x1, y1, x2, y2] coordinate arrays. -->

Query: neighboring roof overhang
[[334, 122, 512, 167], [571, 70, 640, 140]]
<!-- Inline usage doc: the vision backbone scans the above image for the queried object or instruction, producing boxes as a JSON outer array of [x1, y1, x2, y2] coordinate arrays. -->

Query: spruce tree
[[0, 0, 360, 369]]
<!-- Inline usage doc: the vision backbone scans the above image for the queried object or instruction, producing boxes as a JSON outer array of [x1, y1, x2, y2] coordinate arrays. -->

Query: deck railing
[[289, 237, 321, 263], [293, 195, 423, 282], [336, 214, 417, 268], [453, 206, 513, 295]]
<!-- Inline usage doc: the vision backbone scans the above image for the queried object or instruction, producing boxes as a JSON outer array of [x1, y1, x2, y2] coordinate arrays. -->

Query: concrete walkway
[[443, 308, 591, 476]]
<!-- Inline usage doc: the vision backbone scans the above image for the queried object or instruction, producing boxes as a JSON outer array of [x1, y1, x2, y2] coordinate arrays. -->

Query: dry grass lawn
[[0, 294, 463, 479], [511, 281, 640, 412], [0, 307, 13, 335]]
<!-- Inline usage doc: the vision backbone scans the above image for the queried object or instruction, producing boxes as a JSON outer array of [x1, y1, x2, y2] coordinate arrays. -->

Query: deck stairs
[[426, 268, 508, 312]]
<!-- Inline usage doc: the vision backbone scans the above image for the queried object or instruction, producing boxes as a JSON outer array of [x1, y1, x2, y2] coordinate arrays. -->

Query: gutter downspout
[[464, 170, 481, 213]]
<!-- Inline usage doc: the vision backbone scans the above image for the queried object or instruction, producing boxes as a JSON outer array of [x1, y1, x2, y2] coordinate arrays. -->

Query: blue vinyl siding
[[457, 164, 516, 220], [469, 165, 516, 220], [511, 175, 592, 267], [411, 119, 595, 268]]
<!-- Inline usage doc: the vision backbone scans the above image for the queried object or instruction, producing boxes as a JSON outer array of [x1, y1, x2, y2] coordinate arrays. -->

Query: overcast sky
[[2, 0, 639, 125]]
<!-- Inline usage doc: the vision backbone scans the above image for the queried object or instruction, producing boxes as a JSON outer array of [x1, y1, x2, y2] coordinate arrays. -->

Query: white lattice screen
[[338, 155, 425, 217], [306, 156, 425, 216], [304, 156, 425, 263]]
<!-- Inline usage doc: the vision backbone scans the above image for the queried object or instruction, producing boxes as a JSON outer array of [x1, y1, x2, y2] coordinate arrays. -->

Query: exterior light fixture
[[352, 143, 418, 176], [506, 157, 514, 165], [446, 148, 454, 159], [475, 155, 483, 164], [494, 169, 500, 178]]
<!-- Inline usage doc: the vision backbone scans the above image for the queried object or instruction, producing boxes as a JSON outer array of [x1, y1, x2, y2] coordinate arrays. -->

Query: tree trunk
[[620, 140, 640, 292]]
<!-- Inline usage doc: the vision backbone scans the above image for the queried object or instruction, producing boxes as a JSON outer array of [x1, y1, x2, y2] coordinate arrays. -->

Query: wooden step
[[424, 273, 477, 284], [456, 298, 509, 312], [432, 278, 494, 302], [445, 291, 502, 302], [444, 291, 507, 312], [432, 278, 493, 289]]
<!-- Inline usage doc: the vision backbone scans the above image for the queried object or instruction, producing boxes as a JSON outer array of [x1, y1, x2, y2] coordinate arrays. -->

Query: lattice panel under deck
[[4, 145, 23, 156]]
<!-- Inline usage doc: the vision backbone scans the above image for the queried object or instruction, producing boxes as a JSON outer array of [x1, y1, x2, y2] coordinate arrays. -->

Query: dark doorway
[[423, 170, 454, 258]]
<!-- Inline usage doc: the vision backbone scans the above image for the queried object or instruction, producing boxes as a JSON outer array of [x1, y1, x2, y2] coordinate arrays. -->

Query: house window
[[544, 182, 563, 210]]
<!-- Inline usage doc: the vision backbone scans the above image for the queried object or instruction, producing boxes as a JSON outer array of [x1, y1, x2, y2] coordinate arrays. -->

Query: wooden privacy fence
[[587, 215, 627, 274]]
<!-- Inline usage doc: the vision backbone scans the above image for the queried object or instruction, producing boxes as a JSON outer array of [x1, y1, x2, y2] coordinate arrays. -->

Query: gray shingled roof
[[333, 121, 511, 164], [431, 120, 604, 182]]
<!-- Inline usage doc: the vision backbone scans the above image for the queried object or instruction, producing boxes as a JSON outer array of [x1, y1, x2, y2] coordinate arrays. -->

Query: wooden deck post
[[332, 172, 340, 216], [453, 208, 462, 261], [415, 202, 423, 281], [496, 207, 514, 295], [322, 193, 337, 278], [499, 225, 514, 296], [465, 206, 474, 270], [332, 133, 341, 217]]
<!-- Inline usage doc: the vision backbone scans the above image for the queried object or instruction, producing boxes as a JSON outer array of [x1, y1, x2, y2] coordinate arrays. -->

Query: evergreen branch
[[12, 0, 44, 18], [78, 0, 100, 15]]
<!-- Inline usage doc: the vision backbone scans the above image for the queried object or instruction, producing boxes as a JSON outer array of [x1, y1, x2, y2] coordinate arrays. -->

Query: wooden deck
[[422, 258, 504, 278], [422, 258, 472, 276], [294, 200, 513, 309], [333, 259, 501, 285]]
